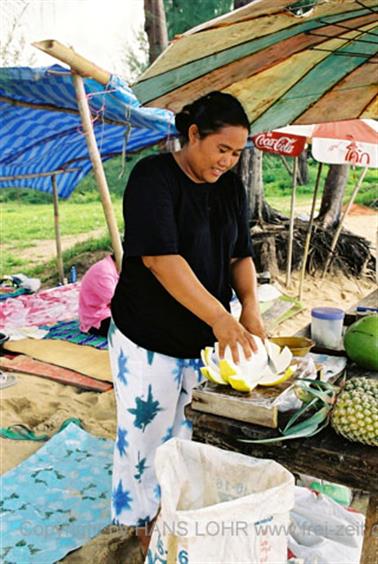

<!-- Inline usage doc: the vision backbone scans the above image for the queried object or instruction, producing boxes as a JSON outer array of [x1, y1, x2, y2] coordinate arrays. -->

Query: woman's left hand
[[239, 307, 267, 341]]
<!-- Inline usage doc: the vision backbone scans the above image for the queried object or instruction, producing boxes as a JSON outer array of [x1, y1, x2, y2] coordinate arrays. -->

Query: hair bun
[[175, 109, 192, 136]]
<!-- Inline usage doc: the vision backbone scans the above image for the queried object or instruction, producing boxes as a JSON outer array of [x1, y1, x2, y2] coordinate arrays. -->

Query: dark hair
[[175, 91, 250, 143]]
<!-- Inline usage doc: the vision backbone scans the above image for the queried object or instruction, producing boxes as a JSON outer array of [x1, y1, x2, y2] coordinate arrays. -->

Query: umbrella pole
[[72, 73, 123, 270], [298, 162, 323, 300], [321, 166, 368, 279], [286, 157, 298, 287], [51, 175, 65, 284]]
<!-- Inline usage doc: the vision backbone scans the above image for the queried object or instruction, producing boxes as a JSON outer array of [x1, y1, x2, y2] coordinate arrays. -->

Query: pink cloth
[[0, 283, 80, 330], [78, 255, 119, 332]]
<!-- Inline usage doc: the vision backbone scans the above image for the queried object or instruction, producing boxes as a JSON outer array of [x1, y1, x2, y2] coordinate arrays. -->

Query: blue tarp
[[0, 65, 176, 198]]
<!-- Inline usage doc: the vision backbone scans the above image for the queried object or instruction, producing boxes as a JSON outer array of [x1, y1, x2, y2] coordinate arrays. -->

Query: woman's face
[[186, 124, 249, 183]]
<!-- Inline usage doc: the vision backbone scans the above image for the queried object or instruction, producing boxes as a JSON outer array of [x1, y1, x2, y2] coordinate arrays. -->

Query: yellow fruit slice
[[227, 373, 259, 393], [258, 365, 297, 387], [200, 366, 228, 386], [219, 359, 238, 382]]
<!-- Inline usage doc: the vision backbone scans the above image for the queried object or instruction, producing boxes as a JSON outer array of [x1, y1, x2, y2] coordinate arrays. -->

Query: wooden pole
[[71, 73, 123, 270], [321, 166, 368, 279], [298, 162, 323, 300], [0, 168, 79, 182], [286, 157, 298, 287], [51, 175, 65, 284], [33, 40, 110, 85]]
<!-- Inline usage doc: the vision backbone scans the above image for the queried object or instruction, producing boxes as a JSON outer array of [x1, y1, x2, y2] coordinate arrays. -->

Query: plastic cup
[[311, 307, 345, 349]]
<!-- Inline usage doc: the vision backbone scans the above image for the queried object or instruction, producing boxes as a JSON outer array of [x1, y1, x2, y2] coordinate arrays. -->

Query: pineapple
[[240, 377, 378, 447], [331, 378, 378, 446]]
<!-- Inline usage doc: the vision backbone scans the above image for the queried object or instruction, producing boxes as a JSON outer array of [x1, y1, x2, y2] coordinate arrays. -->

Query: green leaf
[[282, 406, 330, 436], [281, 397, 319, 433], [238, 422, 322, 444]]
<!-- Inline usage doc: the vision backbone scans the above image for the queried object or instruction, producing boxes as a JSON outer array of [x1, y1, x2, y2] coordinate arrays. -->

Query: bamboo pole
[[71, 73, 123, 270], [0, 168, 78, 181], [51, 175, 65, 284], [298, 162, 323, 300], [33, 40, 110, 85], [321, 166, 368, 279], [286, 157, 298, 287]]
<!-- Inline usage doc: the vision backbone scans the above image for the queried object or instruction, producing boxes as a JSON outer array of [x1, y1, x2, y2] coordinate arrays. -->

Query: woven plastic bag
[[288, 486, 365, 564], [146, 438, 295, 563]]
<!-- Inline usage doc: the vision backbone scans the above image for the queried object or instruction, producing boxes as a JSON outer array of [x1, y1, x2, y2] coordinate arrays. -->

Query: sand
[[1, 212, 377, 563]]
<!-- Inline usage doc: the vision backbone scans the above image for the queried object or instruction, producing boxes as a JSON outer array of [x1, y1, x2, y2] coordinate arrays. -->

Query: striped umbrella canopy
[[134, 0, 378, 133], [0, 65, 175, 198]]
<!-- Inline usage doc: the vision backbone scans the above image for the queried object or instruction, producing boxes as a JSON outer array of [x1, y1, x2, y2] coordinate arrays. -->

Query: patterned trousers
[[108, 320, 203, 527]]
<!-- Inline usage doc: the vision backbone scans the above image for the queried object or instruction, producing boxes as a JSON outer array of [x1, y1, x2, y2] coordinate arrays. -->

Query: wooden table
[[186, 289, 378, 563]]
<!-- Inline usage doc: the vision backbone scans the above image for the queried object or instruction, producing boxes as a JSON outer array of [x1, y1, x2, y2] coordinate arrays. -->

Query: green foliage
[[263, 153, 377, 208], [163, 0, 233, 39], [0, 147, 159, 205]]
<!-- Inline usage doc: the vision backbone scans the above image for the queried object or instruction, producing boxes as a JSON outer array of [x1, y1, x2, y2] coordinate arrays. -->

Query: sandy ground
[[1, 211, 377, 563]]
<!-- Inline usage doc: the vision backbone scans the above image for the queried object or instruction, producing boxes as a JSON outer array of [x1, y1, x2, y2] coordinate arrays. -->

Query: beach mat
[[43, 319, 108, 350], [2, 423, 113, 563], [0, 355, 112, 392], [3, 339, 112, 383]]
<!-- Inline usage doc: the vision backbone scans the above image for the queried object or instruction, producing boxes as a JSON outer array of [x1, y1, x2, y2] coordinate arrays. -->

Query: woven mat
[[3, 339, 112, 383], [44, 319, 108, 350]]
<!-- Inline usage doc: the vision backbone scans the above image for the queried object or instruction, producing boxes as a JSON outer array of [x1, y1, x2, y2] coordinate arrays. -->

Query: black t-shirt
[[111, 153, 253, 358]]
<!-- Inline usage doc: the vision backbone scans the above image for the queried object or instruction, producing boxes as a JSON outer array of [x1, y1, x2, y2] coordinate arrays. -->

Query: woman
[[78, 254, 119, 337], [109, 91, 266, 551]]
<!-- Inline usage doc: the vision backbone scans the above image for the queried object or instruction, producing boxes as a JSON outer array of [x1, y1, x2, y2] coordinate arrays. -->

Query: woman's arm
[[230, 257, 266, 340], [143, 254, 256, 362]]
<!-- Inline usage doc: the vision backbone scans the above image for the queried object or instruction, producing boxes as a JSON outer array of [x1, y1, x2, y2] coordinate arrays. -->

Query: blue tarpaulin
[[0, 65, 176, 198]]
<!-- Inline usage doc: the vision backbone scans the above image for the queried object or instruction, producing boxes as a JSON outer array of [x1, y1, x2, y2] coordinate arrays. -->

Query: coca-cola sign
[[251, 131, 306, 157]]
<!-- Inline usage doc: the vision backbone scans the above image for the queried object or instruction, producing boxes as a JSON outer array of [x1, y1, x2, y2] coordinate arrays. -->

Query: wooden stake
[[286, 157, 298, 287], [0, 168, 78, 182], [33, 40, 110, 85], [298, 162, 323, 300], [72, 73, 123, 270], [51, 175, 65, 284], [321, 166, 368, 278]]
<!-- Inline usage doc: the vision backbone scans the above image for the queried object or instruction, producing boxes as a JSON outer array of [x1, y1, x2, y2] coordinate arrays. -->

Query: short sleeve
[[123, 157, 179, 257], [232, 177, 254, 259]]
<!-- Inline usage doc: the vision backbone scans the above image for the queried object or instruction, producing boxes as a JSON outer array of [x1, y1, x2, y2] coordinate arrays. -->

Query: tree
[[144, 0, 168, 65], [317, 164, 349, 228], [164, 0, 233, 39], [0, 1, 36, 66], [235, 146, 284, 225], [121, 29, 149, 83]]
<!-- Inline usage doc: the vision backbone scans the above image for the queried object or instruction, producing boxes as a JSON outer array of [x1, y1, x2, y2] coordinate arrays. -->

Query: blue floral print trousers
[[108, 320, 203, 527]]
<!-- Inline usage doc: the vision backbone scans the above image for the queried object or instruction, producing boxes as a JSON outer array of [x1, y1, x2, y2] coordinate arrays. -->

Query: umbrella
[[254, 119, 378, 295], [134, 0, 378, 132]]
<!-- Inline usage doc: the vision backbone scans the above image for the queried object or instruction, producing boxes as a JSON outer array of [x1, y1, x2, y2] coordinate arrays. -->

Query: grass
[[1, 152, 376, 276], [2, 199, 123, 244]]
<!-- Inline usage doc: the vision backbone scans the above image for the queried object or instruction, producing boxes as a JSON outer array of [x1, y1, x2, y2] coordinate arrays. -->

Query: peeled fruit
[[200, 337, 294, 393], [258, 365, 297, 387], [344, 316, 378, 371]]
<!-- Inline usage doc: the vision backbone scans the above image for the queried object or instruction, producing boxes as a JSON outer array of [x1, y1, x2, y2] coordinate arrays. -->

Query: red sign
[[251, 131, 306, 157]]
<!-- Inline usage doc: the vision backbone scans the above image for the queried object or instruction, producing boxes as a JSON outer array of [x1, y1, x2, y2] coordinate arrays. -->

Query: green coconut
[[344, 315, 378, 371]]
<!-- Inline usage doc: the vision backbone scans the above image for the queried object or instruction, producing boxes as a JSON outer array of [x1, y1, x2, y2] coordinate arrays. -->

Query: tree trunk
[[144, 0, 168, 65], [317, 164, 349, 228], [297, 148, 309, 185], [235, 147, 285, 225]]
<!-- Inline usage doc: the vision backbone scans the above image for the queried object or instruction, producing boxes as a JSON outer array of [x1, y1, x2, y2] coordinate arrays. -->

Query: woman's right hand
[[211, 311, 257, 364]]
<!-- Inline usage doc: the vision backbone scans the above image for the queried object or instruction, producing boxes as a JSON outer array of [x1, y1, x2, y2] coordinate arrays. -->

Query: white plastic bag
[[288, 487, 365, 564], [146, 438, 295, 563]]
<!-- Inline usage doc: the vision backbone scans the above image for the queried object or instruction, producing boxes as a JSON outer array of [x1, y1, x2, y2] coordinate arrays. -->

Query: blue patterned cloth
[[108, 320, 204, 527], [1, 423, 113, 564], [43, 319, 108, 350]]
